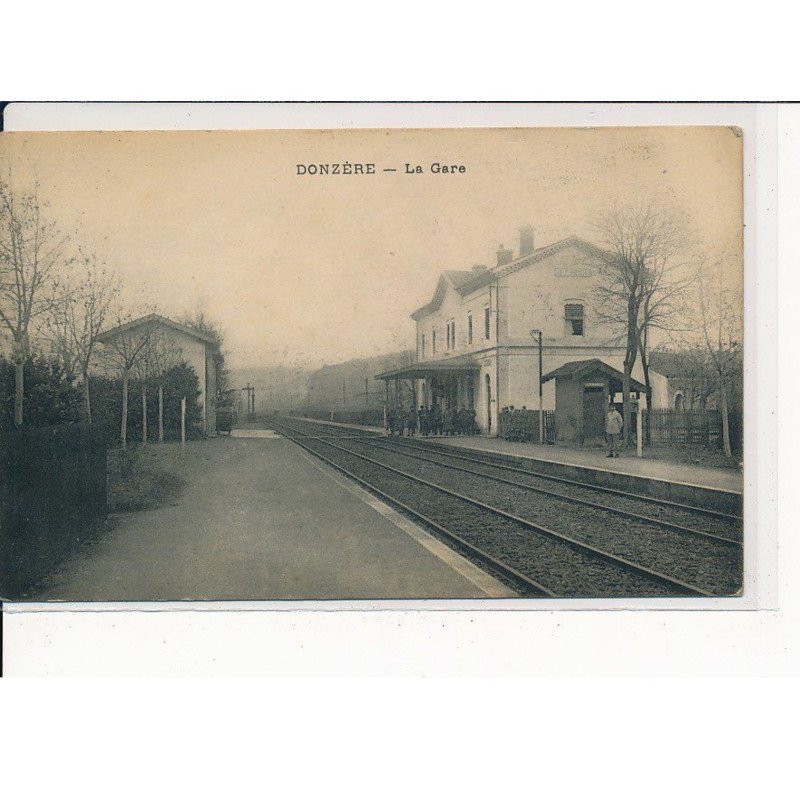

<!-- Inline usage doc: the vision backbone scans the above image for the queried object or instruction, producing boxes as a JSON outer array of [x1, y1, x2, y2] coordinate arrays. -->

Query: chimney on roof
[[496, 244, 513, 267], [519, 225, 535, 257]]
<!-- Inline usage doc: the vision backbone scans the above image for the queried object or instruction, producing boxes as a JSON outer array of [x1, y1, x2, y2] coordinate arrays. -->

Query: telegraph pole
[[242, 384, 255, 420]]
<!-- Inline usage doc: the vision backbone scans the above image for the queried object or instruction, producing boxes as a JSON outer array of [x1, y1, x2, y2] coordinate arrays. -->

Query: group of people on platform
[[386, 404, 477, 437]]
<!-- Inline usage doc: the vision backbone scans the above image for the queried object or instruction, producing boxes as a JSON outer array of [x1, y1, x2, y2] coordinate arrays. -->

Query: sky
[[0, 127, 742, 370]]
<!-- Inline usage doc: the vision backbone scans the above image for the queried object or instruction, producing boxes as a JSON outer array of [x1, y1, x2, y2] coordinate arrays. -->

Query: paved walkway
[[289, 417, 742, 494], [36, 435, 510, 601]]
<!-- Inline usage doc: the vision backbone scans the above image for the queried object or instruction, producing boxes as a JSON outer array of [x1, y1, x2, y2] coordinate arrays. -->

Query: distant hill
[[307, 350, 415, 412]]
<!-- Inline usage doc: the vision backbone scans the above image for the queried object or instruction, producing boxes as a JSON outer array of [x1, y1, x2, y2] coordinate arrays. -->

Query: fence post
[[181, 396, 186, 449]]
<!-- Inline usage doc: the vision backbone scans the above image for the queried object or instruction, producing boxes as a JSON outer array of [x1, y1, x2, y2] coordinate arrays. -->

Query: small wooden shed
[[541, 359, 646, 445]]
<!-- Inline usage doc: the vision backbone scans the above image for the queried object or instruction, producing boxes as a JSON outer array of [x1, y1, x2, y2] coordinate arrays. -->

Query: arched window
[[674, 392, 685, 411]]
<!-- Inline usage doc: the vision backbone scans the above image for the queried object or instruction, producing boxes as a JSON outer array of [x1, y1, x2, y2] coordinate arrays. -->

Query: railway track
[[284, 418, 742, 527], [357, 438, 741, 546], [268, 417, 740, 598]]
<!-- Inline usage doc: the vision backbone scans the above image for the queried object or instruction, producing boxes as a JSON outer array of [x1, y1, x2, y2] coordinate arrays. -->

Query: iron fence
[[644, 409, 743, 454], [499, 409, 557, 444]]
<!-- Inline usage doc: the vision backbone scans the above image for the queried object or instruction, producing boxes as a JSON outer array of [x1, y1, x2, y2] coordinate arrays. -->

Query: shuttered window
[[565, 303, 584, 336]]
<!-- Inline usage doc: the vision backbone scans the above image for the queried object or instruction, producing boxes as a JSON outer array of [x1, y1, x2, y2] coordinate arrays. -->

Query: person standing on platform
[[433, 403, 443, 436], [605, 403, 624, 457], [443, 406, 454, 436], [406, 406, 418, 437], [467, 407, 477, 435], [419, 405, 428, 436]]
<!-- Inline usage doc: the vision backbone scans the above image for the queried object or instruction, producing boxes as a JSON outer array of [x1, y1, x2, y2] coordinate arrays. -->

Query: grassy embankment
[[107, 445, 186, 513]]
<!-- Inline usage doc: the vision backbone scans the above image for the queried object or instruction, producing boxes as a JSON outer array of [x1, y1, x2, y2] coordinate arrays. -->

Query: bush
[[89, 361, 203, 447], [0, 355, 83, 431], [107, 447, 185, 513]]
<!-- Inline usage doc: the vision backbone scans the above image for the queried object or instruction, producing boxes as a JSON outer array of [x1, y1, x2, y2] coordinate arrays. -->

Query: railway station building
[[377, 227, 667, 436]]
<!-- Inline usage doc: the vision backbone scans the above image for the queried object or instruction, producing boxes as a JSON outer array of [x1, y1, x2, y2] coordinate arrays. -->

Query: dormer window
[[565, 303, 584, 336]]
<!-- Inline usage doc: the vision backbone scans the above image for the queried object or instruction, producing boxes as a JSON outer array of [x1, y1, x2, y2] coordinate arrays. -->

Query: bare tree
[[698, 259, 743, 458], [593, 201, 689, 446], [45, 281, 81, 380], [635, 239, 696, 442], [45, 251, 120, 424], [0, 177, 69, 426], [99, 312, 155, 448], [664, 342, 716, 410]]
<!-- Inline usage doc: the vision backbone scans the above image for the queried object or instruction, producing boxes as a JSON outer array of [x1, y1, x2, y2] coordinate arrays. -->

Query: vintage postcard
[[0, 125, 744, 602]]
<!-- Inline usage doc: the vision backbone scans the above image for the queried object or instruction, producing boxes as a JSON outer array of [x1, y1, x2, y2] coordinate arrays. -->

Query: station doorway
[[582, 385, 606, 444]]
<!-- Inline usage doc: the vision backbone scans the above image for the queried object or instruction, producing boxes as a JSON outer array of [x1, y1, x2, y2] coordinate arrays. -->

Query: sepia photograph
[[0, 125, 744, 602]]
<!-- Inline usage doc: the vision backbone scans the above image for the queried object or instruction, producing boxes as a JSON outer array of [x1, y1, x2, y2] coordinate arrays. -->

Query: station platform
[[35, 434, 511, 601], [288, 417, 743, 509], [435, 437, 743, 495]]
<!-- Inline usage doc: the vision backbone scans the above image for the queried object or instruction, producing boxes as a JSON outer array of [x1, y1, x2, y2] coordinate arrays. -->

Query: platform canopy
[[375, 355, 481, 381], [541, 358, 646, 392]]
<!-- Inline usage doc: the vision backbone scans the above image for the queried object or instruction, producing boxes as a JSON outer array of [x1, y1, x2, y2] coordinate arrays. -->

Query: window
[[421, 334, 426, 359], [565, 303, 584, 336], [484, 306, 491, 340], [467, 312, 473, 344], [432, 329, 437, 354], [451, 321, 456, 350], [446, 321, 451, 350]]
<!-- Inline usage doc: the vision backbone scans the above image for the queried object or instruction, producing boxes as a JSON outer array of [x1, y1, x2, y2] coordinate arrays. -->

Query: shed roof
[[541, 358, 647, 391], [97, 313, 218, 346]]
